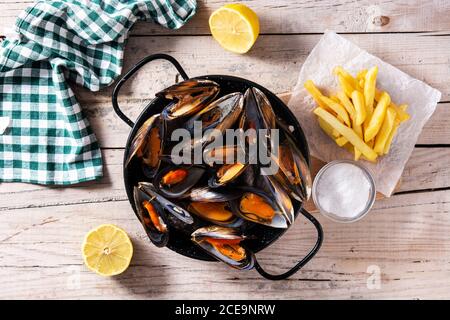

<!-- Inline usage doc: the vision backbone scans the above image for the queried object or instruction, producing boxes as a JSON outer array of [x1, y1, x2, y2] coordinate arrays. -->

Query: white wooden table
[[1, 0, 450, 299]]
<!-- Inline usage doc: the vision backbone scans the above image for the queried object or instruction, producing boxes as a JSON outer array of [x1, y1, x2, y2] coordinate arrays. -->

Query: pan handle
[[112, 54, 189, 128], [253, 207, 323, 280]]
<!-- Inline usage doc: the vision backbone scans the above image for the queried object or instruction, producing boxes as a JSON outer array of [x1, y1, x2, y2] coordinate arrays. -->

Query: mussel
[[133, 186, 169, 247], [231, 184, 292, 229], [258, 174, 295, 225], [242, 87, 276, 132], [208, 162, 248, 188], [125, 114, 165, 176], [191, 226, 254, 270], [252, 87, 276, 130], [184, 92, 244, 147], [154, 165, 205, 198], [272, 120, 312, 201], [187, 202, 242, 227], [242, 88, 277, 163], [138, 182, 194, 225], [158, 79, 220, 120]]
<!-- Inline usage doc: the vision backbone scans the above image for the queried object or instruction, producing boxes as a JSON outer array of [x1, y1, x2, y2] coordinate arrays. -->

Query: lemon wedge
[[82, 224, 133, 276], [209, 3, 260, 54]]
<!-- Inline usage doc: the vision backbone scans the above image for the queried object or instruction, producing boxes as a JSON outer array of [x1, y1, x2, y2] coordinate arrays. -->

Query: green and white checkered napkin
[[0, 0, 196, 184]]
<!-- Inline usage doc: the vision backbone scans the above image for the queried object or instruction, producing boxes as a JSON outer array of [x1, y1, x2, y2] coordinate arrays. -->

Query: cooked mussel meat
[[191, 226, 254, 270], [231, 187, 291, 229], [272, 124, 312, 201], [154, 165, 205, 198], [188, 202, 242, 227], [133, 186, 169, 247], [209, 163, 247, 188], [258, 174, 295, 225], [158, 79, 219, 120]]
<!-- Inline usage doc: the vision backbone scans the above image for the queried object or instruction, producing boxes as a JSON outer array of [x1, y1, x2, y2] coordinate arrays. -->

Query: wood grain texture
[[1, 147, 448, 212], [1, 189, 450, 299], [1, 0, 449, 300], [74, 33, 450, 104], [2, 0, 450, 35]]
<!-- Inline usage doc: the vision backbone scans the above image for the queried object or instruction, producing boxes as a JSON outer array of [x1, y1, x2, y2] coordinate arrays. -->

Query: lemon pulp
[[82, 224, 133, 276], [209, 4, 260, 54]]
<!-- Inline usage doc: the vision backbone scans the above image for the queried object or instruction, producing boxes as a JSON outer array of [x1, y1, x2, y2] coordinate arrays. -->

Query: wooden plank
[[74, 33, 450, 104], [0, 147, 449, 211], [2, 1, 450, 35], [0, 189, 450, 299]]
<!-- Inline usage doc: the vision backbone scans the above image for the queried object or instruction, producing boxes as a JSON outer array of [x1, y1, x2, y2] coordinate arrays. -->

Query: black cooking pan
[[112, 54, 323, 280]]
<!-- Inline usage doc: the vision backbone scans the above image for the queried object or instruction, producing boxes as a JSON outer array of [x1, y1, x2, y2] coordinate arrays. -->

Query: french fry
[[314, 107, 378, 162], [352, 121, 363, 161], [384, 118, 401, 154], [335, 136, 348, 147], [304, 80, 329, 110], [317, 117, 340, 139], [334, 66, 361, 91], [330, 95, 341, 103], [356, 69, 367, 81], [337, 91, 356, 120], [364, 91, 391, 142], [375, 89, 410, 122], [363, 66, 378, 126], [356, 69, 367, 89], [351, 90, 366, 126], [374, 107, 397, 154], [338, 74, 355, 97], [306, 66, 408, 162], [319, 96, 351, 126]]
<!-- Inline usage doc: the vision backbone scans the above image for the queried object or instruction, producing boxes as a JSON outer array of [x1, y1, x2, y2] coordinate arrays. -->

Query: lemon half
[[82, 224, 133, 276], [209, 4, 260, 54]]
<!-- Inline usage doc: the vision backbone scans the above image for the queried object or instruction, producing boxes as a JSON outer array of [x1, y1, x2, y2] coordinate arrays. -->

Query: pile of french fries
[[304, 66, 410, 162]]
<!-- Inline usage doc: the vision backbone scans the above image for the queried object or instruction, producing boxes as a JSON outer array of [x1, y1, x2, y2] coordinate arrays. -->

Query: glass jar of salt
[[312, 160, 376, 223]]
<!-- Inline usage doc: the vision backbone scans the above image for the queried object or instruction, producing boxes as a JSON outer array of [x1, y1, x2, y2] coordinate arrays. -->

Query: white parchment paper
[[288, 31, 442, 197]]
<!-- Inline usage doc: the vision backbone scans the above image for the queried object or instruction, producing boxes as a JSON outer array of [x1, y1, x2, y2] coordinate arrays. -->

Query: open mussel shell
[[158, 79, 219, 120], [252, 87, 276, 130], [187, 201, 243, 227], [187, 188, 244, 227], [138, 182, 194, 225], [133, 186, 169, 247], [208, 163, 248, 188], [243, 87, 275, 132], [125, 114, 165, 175], [191, 226, 255, 270], [272, 120, 312, 201], [185, 92, 244, 146], [230, 186, 291, 229], [257, 174, 295, 225], [154, 165, 205, 199], [272, 142, 311, 202]]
